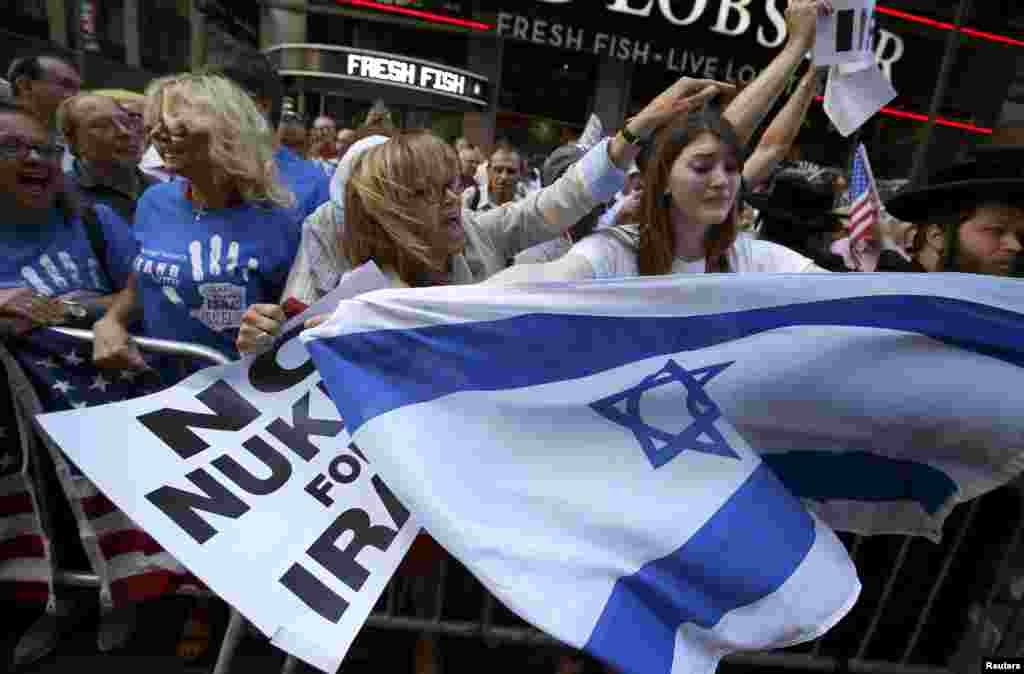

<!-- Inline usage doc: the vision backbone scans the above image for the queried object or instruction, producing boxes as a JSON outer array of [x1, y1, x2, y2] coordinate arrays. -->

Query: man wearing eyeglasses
[[59, 93, 157, 220], [7, 54, 81, 146]]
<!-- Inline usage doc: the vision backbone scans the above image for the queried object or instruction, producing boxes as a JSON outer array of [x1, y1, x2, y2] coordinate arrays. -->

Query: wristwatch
[[61, 300, 88, 320], [619, 125, 648, 147], [60, 299, 103, 326]]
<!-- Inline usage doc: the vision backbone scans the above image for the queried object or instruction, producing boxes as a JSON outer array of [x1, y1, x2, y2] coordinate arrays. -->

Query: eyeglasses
[[113, 106, 144, 131], [40, 75, 81, 94], [0, 139, 64, 162], [411, 178, 461, 205]]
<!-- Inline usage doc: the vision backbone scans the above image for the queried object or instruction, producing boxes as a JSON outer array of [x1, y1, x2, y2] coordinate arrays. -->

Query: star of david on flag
[[590, 360, 739, 468]]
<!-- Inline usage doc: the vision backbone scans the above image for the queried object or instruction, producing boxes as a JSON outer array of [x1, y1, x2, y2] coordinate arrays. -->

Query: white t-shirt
[[571, 227, 821, 279]]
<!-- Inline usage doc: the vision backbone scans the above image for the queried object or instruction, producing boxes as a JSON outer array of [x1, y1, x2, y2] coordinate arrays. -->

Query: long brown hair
[[342, 130, 461, 287], [638, 107, 745, 275]]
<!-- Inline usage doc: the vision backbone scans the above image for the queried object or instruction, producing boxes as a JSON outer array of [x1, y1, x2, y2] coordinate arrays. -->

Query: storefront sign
[[495, 1, 906, 86], [269, 44, 490, 107], [497, 12, 762, 82], [346, 53, 477, 99]]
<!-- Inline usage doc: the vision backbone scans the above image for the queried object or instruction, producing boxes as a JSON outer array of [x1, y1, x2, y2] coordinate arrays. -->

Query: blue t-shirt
[[0, 205, 132, 298], [276, 147, 330, 225], [132, 182, 301, 364], [0, 205, 163, 413]]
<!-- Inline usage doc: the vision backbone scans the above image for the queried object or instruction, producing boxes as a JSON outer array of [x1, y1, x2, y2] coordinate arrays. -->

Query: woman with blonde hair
[[93, 73, 301, 369]]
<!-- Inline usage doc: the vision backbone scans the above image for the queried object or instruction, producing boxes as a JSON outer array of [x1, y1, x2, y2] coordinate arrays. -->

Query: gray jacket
[[282, 138, 625, 303]]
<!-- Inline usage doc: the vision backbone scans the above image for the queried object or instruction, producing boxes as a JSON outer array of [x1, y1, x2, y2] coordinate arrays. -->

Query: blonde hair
[[90, 88, 145, 104], [145, 73, 294, 209], [342, 131, 460, 286]]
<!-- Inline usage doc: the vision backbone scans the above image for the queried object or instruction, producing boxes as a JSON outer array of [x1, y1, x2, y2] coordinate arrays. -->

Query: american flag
[[2, 329, 203, 606], [0, 343, 55, 605], [848, 143, 882, 242]]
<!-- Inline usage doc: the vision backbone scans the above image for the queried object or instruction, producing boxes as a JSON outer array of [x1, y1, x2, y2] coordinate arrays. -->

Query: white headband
[[329, 134, 391, 209]]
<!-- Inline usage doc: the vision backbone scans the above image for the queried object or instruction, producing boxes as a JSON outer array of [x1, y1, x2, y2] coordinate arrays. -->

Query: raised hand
[[629, 77, 738, 139], [786, 0, 834, 50]]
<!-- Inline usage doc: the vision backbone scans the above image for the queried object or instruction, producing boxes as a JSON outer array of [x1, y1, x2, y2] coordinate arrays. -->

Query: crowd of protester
[[0, 0, 1022, 668]]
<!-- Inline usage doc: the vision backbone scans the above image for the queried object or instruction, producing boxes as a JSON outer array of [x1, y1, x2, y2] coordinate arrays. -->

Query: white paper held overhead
[[824, 58, 898, 137]]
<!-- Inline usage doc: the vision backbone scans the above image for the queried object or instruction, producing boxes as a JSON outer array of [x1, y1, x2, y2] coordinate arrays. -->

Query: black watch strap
[[620, 125, 647, 146]]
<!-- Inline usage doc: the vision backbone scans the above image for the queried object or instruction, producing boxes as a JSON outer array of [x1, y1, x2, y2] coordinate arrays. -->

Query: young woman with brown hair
[[483, 0, 832, 285], [236, 74, 740, 352]]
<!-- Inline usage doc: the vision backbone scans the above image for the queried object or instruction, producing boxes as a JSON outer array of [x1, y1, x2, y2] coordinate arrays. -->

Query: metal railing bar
[[213, 609, 248, 674], [52, 327, 233, 366], [855, 537, 914, 660], [981, 492, 1024, 615], [901, 499, 981, 663], [433, 556, 448, 623], [385, 578, 398, 617], [480, 585, 496, 646], [812, 534, 866, 658], [359, 614, 954, 674], [365, 615, 557, 644], [729, 651, 951, 674], [53, 570, 212, 597], [281, 655, 301, 674]]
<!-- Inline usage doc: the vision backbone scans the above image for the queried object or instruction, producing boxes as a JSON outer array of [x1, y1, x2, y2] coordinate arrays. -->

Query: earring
[[661, 192, 672, 208]]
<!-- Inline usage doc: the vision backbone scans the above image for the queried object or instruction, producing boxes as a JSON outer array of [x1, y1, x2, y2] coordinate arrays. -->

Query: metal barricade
[[348, 485, 1024, 674], [31, 332, 1024, 674], [45, 328, 255, 674]]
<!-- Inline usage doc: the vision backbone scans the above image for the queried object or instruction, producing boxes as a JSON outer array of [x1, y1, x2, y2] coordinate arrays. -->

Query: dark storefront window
[[1, 0, 50, 41], [499, 40, 595, 122], [139, 0, 190, 74], [90, 0, 127, 64], [351, 21, 468, 70], [308, 12, 356, 47]]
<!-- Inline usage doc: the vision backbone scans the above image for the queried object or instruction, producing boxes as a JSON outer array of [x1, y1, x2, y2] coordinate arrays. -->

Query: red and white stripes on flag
[[848, 143, 882, 242], [0, 340, 202, 607], [0, 463, 55, 604], [43, 434, 205, 607], [0, 347, 56, 605]]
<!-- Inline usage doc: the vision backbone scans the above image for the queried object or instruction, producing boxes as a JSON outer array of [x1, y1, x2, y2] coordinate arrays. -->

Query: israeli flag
[[302, 272, 1024, 674]]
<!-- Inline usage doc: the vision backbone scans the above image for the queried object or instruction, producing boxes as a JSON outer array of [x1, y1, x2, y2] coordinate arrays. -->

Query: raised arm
[[744, 67, 825, 188], [484, 77, 735, 259], [723, 0, 827, 146]]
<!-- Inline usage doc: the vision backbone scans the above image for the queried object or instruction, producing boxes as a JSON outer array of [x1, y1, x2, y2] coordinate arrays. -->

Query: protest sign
[[35, 263, 414, 673]]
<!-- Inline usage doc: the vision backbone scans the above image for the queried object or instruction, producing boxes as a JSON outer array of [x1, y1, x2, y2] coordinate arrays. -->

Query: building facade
[[255, 0, 1024, 177], [4, 1, 1023, 179]]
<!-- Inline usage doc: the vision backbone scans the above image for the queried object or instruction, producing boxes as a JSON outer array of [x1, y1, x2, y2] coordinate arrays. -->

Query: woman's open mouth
[[17, 171, 53, 197]]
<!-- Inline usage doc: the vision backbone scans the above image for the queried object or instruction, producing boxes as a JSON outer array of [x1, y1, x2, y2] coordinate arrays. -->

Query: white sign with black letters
[[35, 263, 414, 673]]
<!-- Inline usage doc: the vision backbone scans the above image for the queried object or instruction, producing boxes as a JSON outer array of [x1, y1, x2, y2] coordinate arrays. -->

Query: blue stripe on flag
[[761, 451, 956, 515], [309, 295, 1024, 434], [584, 462, 816, 674]]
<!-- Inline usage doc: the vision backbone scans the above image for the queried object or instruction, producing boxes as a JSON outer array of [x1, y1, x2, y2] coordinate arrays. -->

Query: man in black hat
[[883, 146, 1024, 276], [745, 166, 849, 271]]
